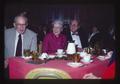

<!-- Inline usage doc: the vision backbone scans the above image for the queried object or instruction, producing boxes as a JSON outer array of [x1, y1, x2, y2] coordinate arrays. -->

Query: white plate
[[67, 62, 84, 68], [81, 59, 93, 64], [56, 52, 65, 55], [56, 55, 67, 58], [22, 56, 32, 59]]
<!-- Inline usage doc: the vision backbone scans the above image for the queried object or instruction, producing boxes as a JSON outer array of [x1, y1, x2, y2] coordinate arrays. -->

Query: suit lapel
[[78, 31, 83, 46], [23, 29, 30, 50], [23, 30, 27, 50]]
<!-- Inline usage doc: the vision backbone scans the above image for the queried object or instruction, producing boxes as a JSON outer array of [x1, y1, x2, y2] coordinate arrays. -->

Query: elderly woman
[[42, 20, 67, 54]]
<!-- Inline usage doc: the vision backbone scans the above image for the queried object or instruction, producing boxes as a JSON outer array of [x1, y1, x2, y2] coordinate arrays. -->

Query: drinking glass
[[24, 49, 30, 57]]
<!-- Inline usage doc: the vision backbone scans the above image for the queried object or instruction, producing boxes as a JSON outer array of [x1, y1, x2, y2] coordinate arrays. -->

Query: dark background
[[4, 3, 115, 33]]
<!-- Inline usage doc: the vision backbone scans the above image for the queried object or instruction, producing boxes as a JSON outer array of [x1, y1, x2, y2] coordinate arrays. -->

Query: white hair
[[52, 20, 63, 28]]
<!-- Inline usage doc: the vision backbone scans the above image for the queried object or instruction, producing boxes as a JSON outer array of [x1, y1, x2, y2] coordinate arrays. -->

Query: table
[[8, 57, 109, 79]]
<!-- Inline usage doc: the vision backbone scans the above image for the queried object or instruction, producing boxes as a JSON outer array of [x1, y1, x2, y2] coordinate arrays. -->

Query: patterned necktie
[[15, 34, 22, 56]]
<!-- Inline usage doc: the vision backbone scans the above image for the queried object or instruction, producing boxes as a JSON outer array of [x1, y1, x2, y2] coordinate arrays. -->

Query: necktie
[[15, 34, 22, 56]]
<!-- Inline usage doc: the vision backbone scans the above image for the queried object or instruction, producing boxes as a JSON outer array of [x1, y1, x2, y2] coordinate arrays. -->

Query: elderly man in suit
[[63, 19, 88, 51], [5, 14, 37, 68]]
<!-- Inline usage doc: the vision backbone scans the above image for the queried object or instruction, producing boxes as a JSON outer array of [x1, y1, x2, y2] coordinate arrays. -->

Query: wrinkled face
[[53, 24, 62, 36], [13, 16, 28, 34], [70, 20, 79, 32]]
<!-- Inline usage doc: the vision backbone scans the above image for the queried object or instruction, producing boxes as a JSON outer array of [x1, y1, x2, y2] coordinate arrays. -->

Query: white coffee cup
[[83, 54, 91, 62], [80, 51, 87, 57], [39, 53, 48, 60], [57, 49, 63, 55]]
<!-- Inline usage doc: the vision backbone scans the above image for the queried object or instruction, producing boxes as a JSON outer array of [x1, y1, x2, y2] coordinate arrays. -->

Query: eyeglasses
[[15, 23, 27, 26]]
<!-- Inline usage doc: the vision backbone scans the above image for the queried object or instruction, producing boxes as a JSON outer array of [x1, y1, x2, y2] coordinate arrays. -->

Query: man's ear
[[78, 25, 80, 28], [26, 23, 28, 27], [13, 23, 16, 27]]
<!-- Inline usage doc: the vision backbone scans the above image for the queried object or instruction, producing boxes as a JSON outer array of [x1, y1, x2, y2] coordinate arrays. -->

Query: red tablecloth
[[8, 57, 109, 79]]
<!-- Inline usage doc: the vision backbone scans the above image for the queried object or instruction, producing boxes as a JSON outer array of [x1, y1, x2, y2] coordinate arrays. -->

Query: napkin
[[105, 51, 113, 59]]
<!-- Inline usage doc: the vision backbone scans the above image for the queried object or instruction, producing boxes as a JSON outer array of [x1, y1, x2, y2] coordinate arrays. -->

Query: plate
[[67, 62, 84, 68], [81, 59, 93, 64], [56, 55, 64, 58], [56, 52, 65, 55], [22, 56, 32, 59]]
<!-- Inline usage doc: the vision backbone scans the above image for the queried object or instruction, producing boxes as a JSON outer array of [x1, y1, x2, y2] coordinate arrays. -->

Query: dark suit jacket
[[102, 32, 115, 51], [89, 32, 115, 51], [89, 32, 103, 48], [63, 27, 89, 48]]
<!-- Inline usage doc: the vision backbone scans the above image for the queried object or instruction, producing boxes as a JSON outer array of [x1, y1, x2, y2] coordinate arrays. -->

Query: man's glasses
[[15, 23, 27, 26]]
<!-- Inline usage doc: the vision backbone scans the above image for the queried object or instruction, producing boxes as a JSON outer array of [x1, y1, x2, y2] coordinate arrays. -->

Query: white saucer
[[56, 52, 65, 55], [48, 55, 56, 59], [81, 59, 93, 64], [22, 56, 32, 59], [67, 62, 84, 68], [56, 55, 63, 58]]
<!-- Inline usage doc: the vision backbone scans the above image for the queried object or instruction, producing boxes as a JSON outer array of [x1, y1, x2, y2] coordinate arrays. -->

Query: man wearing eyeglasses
[[63, 19, 89, 51], [5, 14, 37, 69]]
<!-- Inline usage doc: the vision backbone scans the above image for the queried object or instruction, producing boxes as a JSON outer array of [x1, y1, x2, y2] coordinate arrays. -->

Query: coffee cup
[[83, 54, 91, 62], [80, 51, 87, 57], [57, 49, 63, 55]]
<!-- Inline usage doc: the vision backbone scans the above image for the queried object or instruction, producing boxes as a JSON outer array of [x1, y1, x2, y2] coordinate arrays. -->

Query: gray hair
[[52, 20, 63, 28]]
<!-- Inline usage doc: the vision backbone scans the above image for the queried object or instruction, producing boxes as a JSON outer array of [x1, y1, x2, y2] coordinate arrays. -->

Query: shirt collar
[[16, 30, 23, 37]]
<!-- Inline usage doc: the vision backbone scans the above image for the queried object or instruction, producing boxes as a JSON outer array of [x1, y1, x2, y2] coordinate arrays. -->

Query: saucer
[[48, 55, 56, 59], [22, 56, 32, 59], [56, 52, 65, 55], [67, 62, 84, 68], [56, 54, 63, 58], [81, 59, 93, 64]]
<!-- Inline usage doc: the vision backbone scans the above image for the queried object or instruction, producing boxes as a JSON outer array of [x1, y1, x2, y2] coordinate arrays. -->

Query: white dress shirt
[[14, 31, 23, 56], [71, 32, 82, 48]]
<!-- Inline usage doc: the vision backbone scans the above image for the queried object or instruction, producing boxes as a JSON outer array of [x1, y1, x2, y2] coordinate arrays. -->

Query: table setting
[[21, 42, 113, 68], [8, 42, 112, 79]]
